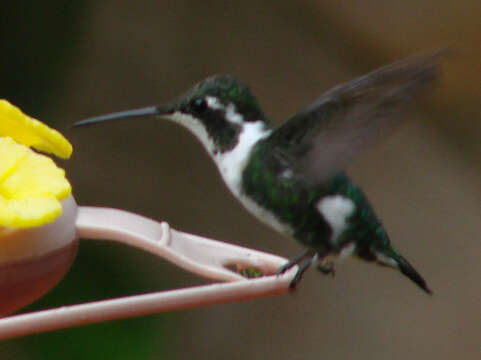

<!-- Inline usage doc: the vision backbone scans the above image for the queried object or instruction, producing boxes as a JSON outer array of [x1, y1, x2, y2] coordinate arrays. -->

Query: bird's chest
[[239, 154, 330, 242], [217, 155, 294, 236]]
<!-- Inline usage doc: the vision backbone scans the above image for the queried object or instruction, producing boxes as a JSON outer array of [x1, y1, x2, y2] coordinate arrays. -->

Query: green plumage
[[326, 173, 389, 257], [243, 140, 387, 256], [179, 75, 266, 122], [75, 52, 441, 294], [243, 144, 431, 293]]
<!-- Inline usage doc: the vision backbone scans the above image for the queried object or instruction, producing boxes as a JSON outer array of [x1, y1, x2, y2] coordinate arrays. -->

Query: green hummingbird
[[75, 53, 442, 294]]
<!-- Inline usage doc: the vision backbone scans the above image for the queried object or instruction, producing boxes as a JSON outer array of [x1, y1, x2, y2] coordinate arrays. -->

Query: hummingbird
[[74, 53, 442, 294]]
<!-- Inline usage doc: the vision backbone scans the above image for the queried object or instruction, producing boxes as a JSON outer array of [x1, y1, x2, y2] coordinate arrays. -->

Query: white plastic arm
[[0, 206, 296, 340]]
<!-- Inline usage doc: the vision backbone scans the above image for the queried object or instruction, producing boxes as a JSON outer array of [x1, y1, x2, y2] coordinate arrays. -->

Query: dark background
[[1, 1, 480, 359]]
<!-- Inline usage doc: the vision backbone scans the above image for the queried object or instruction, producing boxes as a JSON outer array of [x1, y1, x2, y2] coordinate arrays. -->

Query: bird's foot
[[277, 249, 315, 275], [289, 257, 314, 290], [316, 259, 335, 277], [277, 249, 315, 290]]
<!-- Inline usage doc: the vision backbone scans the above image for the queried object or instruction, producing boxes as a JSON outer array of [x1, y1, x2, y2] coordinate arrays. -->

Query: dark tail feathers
[[397, 255, 432, 294], [376, 247, 432, 295]]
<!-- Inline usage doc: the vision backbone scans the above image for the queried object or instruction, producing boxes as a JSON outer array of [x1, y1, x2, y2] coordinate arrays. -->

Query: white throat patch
[[168, 110, 271, 194], [168, 109, 286, 234], [169, 112, 216, 154], [217, 122, 293, 235], [216, 121, 270, 195]]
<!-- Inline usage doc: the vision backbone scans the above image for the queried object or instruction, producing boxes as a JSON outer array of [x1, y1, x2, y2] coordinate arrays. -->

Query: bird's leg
[[276, 249, 316, 290], [316, 259, 335, 277], [289, 257, 315, 290], [277, 249, 316, 275]]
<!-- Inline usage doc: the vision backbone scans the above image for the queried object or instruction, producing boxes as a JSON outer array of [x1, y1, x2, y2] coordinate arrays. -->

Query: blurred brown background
[[1, 1, 480, 359]]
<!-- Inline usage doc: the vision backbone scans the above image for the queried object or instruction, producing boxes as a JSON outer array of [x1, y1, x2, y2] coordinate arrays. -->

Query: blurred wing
[[267, 52, 443, 184]]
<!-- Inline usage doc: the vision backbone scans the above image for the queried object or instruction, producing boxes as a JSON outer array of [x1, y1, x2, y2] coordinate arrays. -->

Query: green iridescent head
[[177, 75, 266, 122], [73, 74, 268, 154]]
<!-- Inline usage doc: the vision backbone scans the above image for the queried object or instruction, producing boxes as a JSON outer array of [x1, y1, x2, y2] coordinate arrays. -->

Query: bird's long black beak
[[73, 105, 173, 127]]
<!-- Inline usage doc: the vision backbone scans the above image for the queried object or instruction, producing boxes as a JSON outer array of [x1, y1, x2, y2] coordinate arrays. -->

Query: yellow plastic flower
[[0, 100, 72, 228]]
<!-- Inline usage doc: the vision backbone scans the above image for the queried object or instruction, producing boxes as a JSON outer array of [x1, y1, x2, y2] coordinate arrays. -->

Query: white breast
[[216, 121, 270, 194], [215, 122, 292, 235]]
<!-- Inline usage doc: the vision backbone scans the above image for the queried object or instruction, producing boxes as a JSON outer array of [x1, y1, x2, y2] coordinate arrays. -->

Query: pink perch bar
[[0, 205, 296, 340]]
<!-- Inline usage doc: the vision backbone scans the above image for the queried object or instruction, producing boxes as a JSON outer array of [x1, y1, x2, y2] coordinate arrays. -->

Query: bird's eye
[[191, 98, 207, 113]]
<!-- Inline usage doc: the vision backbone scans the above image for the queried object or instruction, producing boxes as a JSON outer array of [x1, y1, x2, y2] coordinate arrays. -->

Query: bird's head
[[74, 75, 268, 156]]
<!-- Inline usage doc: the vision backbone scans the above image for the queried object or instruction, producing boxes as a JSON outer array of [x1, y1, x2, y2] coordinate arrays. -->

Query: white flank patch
[[375, 252, 399, 268], [339, 242, 356, 258], [317, 195, 355, 245], [280, 169, 293, 179]]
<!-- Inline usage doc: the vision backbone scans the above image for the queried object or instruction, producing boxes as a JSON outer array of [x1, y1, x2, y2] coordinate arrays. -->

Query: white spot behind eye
[[225, 104, 244, 124], [205, 96, 244, 125], [205, 96, 223, 110]]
